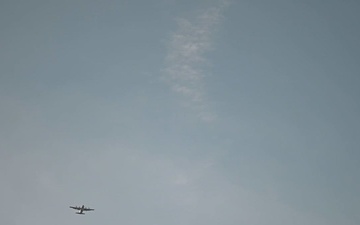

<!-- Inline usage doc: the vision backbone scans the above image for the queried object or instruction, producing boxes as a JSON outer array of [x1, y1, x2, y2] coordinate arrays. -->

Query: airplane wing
[[83, 208, 94, 211], [70, 206, 82, 210]]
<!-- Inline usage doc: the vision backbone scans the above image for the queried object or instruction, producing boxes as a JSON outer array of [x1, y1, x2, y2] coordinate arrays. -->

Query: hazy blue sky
[[1, 0, 359, 225]]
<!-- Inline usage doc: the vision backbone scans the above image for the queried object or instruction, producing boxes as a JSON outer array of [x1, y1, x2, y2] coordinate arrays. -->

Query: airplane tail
[[76, 212, 85, 215]]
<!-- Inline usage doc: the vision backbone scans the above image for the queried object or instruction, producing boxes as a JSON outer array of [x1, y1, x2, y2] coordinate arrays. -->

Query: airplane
[[69, 205, 94, 215]]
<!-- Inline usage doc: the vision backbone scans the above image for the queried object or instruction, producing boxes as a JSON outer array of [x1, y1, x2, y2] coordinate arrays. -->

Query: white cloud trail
[[163, 1, 229, 122]]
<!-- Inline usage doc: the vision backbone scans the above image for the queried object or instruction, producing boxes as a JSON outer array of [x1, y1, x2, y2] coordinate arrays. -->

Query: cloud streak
[[163, 1, 229, 122]]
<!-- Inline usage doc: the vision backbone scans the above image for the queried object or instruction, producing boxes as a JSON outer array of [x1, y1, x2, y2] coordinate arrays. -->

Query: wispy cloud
[[163, 1, 229, 122]]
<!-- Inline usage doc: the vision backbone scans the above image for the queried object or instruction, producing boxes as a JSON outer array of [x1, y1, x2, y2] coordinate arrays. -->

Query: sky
[[1, 0, 360, 224]]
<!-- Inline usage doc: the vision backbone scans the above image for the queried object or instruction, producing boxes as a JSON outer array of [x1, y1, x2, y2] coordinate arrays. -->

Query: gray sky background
[[1, 0, 359, 225]]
